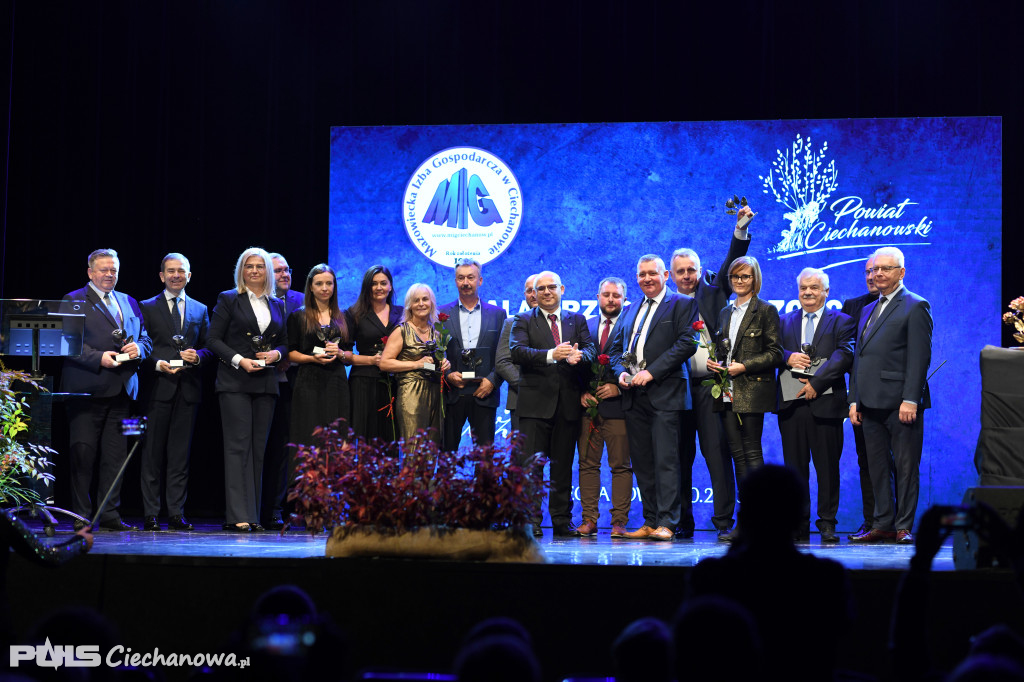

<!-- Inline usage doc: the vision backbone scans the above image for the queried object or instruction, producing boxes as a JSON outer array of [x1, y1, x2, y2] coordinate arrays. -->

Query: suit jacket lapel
[[238, 292, 261, 336], [811, 309, 831, 346], [533, 307, 556, 348], [448, 304, 463, 351], [88, 288, 118, 329], [647, 292, 674, 331], [862, 290, 903, 349]]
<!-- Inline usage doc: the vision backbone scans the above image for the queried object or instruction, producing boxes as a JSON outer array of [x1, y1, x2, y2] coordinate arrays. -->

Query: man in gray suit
[[495, 274, 538, 433], [849, 247, 932, 545]]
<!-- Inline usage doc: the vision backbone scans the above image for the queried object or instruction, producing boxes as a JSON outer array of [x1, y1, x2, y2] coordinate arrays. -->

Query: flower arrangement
[[0, 365, 57, 506], [1003, 297, 1024, 344], [287, 420, 546, 536]]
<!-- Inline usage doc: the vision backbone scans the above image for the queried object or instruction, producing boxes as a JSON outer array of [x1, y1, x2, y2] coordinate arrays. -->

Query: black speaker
[[953, 487, 1024, 570]]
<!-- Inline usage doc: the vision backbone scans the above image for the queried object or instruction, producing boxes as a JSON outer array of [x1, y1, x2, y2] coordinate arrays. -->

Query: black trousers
[[140, 384, 198, 518], [262, 379, 292, 522], [66, 392, 131, 523], [861, 406, 923, 532], [623, 390, 684, 530], [778, 403, 842, 528], [219, 392, 277, 525], [519, 408, 579, 527], [443, 393, 496, 450], [681, 380, 737, 531], [720, 407, 765, 484]]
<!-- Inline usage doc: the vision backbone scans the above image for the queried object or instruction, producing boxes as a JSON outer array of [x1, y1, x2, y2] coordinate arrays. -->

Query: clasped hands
[[101, 341, 141, 368], [552, 342, 582, 364], [240, 350, 281, 373], [156, 348, 200, 374], [706, 358, 746, 377]]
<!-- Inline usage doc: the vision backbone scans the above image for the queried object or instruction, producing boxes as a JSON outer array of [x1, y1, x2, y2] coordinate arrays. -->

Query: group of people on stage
[[60, 202, 932, 543]]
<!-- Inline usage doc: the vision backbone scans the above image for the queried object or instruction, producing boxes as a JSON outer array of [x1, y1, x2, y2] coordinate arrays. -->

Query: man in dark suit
[[262, 253, 305, 529], [510, 270, 594, 536], [576, 276, 633, 538], [777, 267, 855, 542], [840, 255, 887, 538], [670, 205, 753, 539], [441, 258, 507, 448], [138, 253, 212, 532], [849, 247, 933, 544], [608, 255, 699, 541], [495, 274, 537, 433], [61, 248, 152, 531]]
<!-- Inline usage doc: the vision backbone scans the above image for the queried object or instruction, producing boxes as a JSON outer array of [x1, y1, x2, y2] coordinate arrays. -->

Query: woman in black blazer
[[707, 256, 783, 484], [207, 247, 288, 532]]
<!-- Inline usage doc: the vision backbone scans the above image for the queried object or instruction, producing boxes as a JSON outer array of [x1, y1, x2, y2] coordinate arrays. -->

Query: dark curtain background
[[1, 0, 1020, 516]]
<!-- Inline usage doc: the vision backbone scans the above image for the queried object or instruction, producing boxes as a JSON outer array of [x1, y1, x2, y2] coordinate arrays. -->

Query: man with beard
[[577, 277, 633, 538]]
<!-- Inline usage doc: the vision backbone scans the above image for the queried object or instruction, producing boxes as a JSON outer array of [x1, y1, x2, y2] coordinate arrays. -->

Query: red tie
[[548, 313, 560, 345], [600, 318, 612, 351]]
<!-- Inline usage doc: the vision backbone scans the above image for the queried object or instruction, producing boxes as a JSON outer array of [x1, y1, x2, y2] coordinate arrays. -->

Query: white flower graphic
[[760, 134, 838, 253]]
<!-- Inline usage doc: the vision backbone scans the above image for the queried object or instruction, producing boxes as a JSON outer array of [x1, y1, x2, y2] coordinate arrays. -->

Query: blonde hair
[[401, 283, 438, 325], [233, 247, 275, 298]]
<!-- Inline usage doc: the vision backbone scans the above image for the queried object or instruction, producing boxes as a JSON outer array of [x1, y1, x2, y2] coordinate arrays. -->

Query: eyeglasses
[[729, 274, 753, 282], [273, 267, 292, 275], [244, 264, 266, 271], [535, 284, 560, 293], [869, 265, 900, 274]]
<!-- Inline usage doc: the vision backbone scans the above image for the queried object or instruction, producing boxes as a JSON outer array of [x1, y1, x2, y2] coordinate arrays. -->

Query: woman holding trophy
[[379, 283, 450, 445], [707, 255, 782, 484], [207, 247, 288, 532], [287, 263, 353, 446], [346, 265, 403, 441]]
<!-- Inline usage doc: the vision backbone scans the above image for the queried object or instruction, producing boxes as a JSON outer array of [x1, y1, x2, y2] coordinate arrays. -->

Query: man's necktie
[[600, 318, 612, 351], [548, 313, 560, 345], [172, 296, 183, 331], [862, 296, 887, 338], [104, 293, 123, 327], [804, 312, 816, 345], [629, 298, 655, 354]]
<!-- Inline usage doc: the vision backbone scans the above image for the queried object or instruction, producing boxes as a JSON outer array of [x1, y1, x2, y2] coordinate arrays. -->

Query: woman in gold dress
[[379, 283, 450, 445]]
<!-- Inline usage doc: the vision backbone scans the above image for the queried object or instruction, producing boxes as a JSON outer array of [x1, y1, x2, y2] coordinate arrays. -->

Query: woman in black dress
[[346, 265, 403, 441], [287, 264, 353, 446]]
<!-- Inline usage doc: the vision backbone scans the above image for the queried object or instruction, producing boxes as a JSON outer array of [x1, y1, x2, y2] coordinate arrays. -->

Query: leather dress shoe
[[250, 523, 265, 532], [552, 523, 580, 537], [143, 516, 161, 531], [848, 528, 897, 543], [674, 528, 694, 539], [73, 520, 88, 532], [610, 524, 628, 538], [819, 524, 840, 543], [896, 529, 914, 544], [623, 525, 655, 539], [650, 526, 675, 541], [576, 519, 598, 537], [224, 522, 252, 532], [168, 515, 194, 531], [849, 522, 873, 539], [531, 525, 544, 537], [717, 528, 736, 543], [99, 518, 138, 532]]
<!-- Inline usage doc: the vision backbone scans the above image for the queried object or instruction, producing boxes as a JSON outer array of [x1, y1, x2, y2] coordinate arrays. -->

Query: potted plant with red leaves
[[288, 424, 546, 561]]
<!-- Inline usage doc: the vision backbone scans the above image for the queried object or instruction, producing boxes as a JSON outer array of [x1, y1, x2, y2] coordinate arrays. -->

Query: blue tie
[[804, 312, 816, 345], [629, 299, 655, 353]]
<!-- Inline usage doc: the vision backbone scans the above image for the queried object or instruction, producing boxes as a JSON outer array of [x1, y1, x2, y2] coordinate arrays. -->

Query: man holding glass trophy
[[776, 267, 855, 542], [139, 253, 212, 532], [61, 248, 152, 531]]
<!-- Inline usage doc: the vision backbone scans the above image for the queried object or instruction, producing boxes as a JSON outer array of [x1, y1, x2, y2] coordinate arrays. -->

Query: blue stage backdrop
[[329, 118, 1002, 531]]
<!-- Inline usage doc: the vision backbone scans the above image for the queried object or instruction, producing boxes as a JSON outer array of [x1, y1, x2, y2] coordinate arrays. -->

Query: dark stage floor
[[38, 518, 953, 570]]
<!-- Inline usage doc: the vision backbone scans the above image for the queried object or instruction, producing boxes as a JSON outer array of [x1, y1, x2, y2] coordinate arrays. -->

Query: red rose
[[597, 354, 610, 365], [438, 312, 450, 322], [692, 320, 706, 331], [380, 335, 389, 344]]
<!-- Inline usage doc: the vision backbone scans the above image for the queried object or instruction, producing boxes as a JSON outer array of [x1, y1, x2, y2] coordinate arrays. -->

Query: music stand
[[0, 298, 87, 535]]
